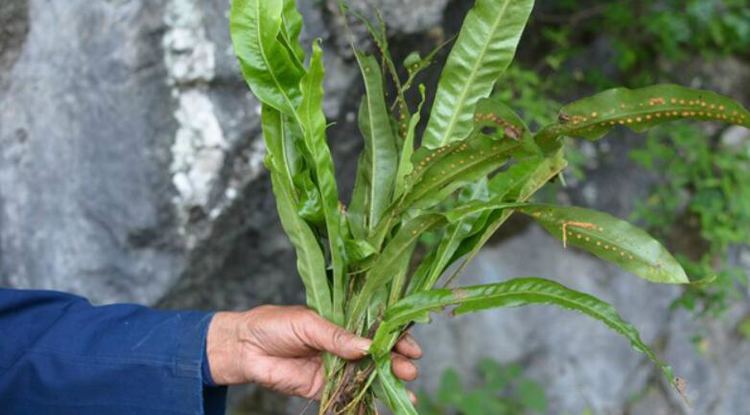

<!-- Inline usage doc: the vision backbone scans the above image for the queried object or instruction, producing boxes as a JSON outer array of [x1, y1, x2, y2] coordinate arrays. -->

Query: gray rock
[[1, 0, 183, 304], [346, 0, 449, 34], [0, 0, 330, 311]]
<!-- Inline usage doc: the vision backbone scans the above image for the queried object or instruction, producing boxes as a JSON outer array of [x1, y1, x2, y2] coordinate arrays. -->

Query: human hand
[[206, 305, 422, 400]]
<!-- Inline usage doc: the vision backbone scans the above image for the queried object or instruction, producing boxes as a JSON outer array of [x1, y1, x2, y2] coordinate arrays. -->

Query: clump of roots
[[319, 360, 378, 415]]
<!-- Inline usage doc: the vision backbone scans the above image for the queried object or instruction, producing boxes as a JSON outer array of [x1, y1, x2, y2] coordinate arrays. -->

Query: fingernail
[[404, 334, 417, 346], [404, 335, 423, 357], [356, 338, 372, 354]]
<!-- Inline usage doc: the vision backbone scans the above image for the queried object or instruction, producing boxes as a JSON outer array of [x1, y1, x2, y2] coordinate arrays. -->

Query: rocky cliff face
[[1, 1, 748, 414]]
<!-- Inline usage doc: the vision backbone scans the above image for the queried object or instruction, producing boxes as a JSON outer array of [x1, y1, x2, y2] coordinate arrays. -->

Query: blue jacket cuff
[[0, 289, 228, 415]]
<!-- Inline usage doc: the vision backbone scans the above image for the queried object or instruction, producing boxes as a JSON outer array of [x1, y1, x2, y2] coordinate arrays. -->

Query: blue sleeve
[[0, 289, 227, 415]]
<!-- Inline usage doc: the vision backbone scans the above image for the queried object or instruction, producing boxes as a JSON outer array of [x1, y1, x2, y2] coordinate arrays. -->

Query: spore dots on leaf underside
[[474, 112, 523, 140], [534, 210, 638, 260], [561, 95, 747, 133]]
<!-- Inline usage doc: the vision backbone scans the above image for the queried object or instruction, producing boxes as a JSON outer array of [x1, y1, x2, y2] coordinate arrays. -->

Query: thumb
[[298, 312, 372, 360]]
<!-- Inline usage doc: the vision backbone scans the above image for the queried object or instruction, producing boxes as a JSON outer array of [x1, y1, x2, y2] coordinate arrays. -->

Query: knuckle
[[410, 363, 419, 379], [330, 328, 349, 350], [294, 307, 317, 323]]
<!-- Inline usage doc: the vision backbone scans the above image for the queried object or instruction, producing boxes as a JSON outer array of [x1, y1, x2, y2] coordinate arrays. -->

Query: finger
[[391, 353, 418, 382], [294, 356, 325, 400], [295, 310, 372, 360], [251, 356, 325, 400], [300, 357, 325, 400], [408, 390, 417, 404], [394, 333, 422, 359]]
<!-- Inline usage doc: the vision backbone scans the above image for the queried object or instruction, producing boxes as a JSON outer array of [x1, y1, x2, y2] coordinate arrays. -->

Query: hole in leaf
[[481, 126, 498, 135]]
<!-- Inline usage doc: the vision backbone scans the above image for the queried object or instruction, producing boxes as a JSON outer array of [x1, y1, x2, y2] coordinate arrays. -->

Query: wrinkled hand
[[206, 305, 422, 400]]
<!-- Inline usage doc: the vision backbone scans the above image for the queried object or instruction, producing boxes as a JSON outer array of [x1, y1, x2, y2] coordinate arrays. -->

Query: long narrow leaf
[[355, 52, 399, 230], [422, 0, 535, 149], [375, 353, 418, 415], [260, 105, 301, 197], [231, 0, 304, 114], [373, 278, 675, 385], [348, 153, 370, 240], [393, 85, 426, 201], [446, 152, 568, 283], [298, 42, 346, 323], [348, 214, 445, 330], [400, 135, 520, 211], [536, 84, 750, 146], [518, 204, 690, 284], [262, 107, 332, 319]]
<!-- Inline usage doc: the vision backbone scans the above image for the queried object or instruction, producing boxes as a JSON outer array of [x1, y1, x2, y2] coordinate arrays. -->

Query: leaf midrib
[[276, 176, 329, 316], [563, 225, 682, 282], [406, 143, 512, 205], [360, 57, 384, 230], [388, 288, 625, 339], [435, 0, 513, 147], [565, 106, 748, 131], [253, 0, 303, 125]]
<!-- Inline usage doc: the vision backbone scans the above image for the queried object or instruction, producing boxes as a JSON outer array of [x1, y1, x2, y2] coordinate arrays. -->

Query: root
[[319, 361, 377, 415]]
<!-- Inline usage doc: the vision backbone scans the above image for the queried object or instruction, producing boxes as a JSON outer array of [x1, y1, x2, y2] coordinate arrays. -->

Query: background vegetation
[[497, 0, 750, 317], [418, 1, 749, 412]]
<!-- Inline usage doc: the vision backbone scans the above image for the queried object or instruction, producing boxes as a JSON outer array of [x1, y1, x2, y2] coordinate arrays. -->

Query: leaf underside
[[518, 204, 690, 284], [536, 84, 750, 146]]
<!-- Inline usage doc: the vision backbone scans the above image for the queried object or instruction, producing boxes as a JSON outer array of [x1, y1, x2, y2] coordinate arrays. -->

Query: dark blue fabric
[[0, 289, 227, 414], [201, 341, 216, 387]]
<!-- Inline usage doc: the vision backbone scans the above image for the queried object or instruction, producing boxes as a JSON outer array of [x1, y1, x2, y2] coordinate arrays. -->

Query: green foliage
[[537, 85, 750, 145], [230, 0, 750, 413], [518, 0, 750, 316], [517, 205, 689, 284], [371, 278, 674, 385], [630, 124, 750, 315], [532, 0, 750, 85], [418, 360, 547, 415], [422, 0, 535, 149], [601, 0, 750, 74], [738, 315, 750, 341], [350, 51, 399, 236]]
